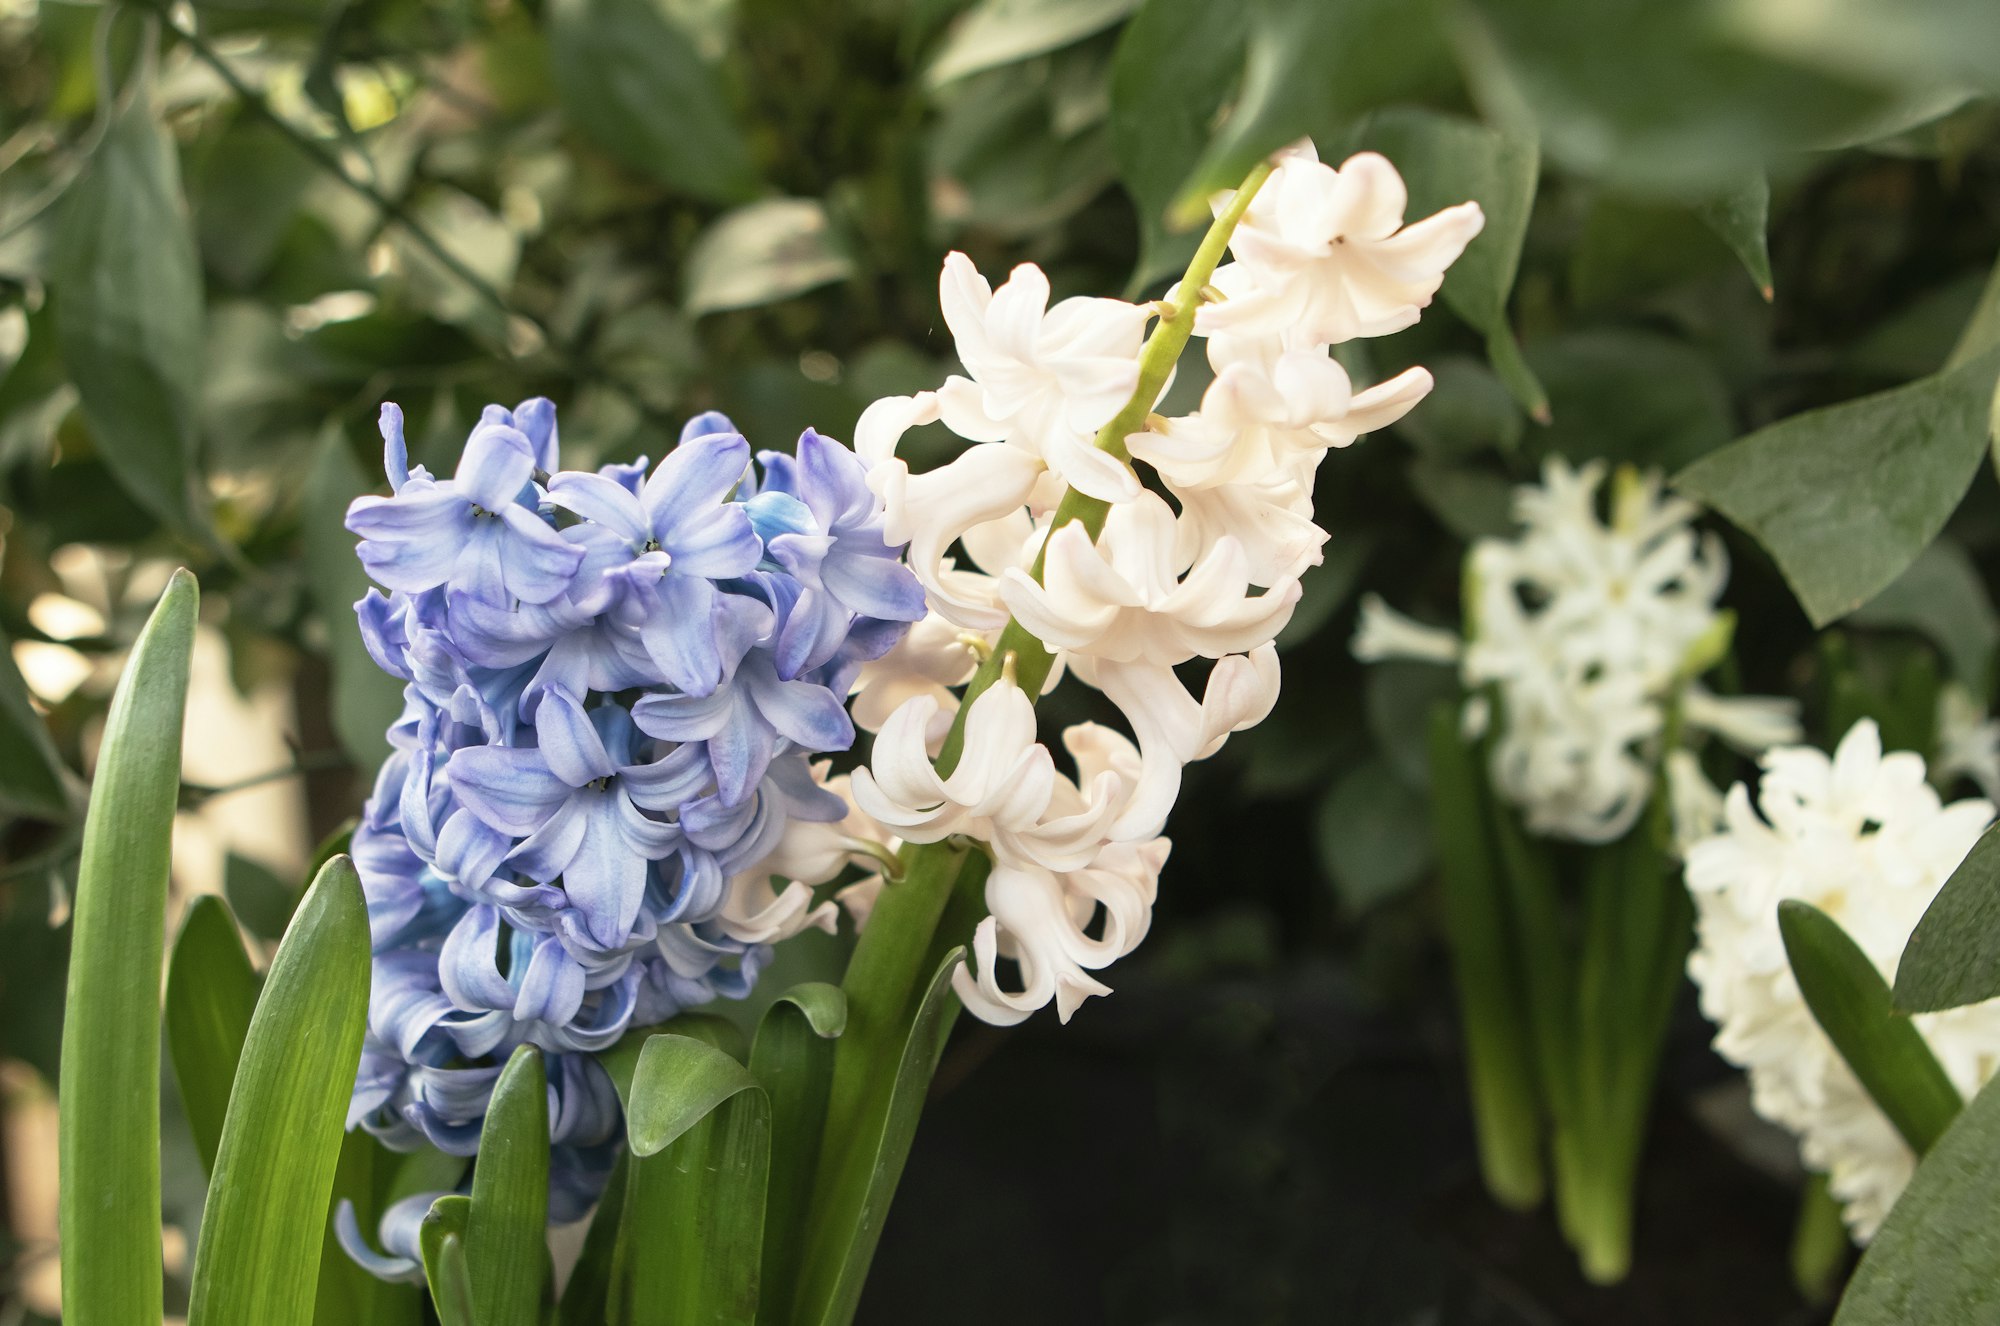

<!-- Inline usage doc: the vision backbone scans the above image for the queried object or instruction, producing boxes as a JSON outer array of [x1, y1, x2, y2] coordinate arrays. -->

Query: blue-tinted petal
[[506, 794, 588, 883], [564, 794, 651, 947], [823, 548, 927, 622], [679, 410, 738, 443], [379, 403, 411, 493], [448, 745, 570, 836], [350, 490, 471, 593], [454, 422, 537, 512], [532, 689, 617, 786], [642, 433, 750, 542], [513, 396, 560, 471], [497, 505, 585, 605], [547, 470, 649, 544]]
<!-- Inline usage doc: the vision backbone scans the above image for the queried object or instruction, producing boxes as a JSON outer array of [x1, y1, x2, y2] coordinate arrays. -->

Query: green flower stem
[[1790, 1172, 1850, 1304], [796, 161, 1277, 1325]]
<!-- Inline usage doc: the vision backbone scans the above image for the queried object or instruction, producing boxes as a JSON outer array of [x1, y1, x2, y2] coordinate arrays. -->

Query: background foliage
[[1, 0, 1998, 1321]]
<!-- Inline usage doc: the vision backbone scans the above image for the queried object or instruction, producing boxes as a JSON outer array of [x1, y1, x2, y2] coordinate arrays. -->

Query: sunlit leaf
[[926, 0, 1141, 87], [684, 199, 854, 316], [0, 622, 70, 821], [165, 894, 257, 1176]]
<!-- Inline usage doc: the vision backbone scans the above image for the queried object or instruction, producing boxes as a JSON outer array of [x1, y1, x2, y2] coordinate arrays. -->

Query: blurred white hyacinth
[[1683, 719, 1999, 1239], [820, 138, 1479, 1024], [1355, 458, 1800, 843]]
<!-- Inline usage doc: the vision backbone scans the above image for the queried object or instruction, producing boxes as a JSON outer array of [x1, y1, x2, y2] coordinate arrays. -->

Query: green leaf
[[684, 199, 854, 316], [223, 850, 299, 942], [1408, 456, 1516, 541], [187, 855, 373, 1326], [1779, 900, 1962, 1155], [50, 91, 204, 531], [1791, 1173, 1851, 1306], [57, 567, 197, 1326], [752, 984, 847, 1326], [1315, 757, 1433, 914], [1426, 704, 1544, 1210], [1106, 0, 1248, 290], [1694, 173, 1775, 300], [548, 0, 759, 204], [1946, 254, 2000, 372], [1674, 347, 2000, 628], [420, 1198, 477, 1326], [620, 1026, 770, 1326], [1171, 0, 1452, 223], [1849, 539, 1999, 688], [1528, 329, 1734, 471], [1896, 825, 2000, 1014], [925, 0, 1141, 87], [465, 1045, 550, 1326], [302, 427, 403, 774], [795, 947, 968, 1326], [1833, 1077, 2000, 1326], [165, 894, 258, 1175], [0, 622, 70, 820], [1393, 356, 1524, 459], [314, 1130, 424, 1326]]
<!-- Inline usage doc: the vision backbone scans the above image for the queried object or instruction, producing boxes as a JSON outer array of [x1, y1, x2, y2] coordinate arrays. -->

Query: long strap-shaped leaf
[[58, 567, 197, 1326], [1834, 1076, 2000, 1324], [188, 855, 372, 1326], [621, 1028, 771, 1326], [1780, 899, 1964, 1154], [751, 983, 846, 1326], [421, 1196, 478, 1326], [165, 894, 259, 1175], [465, 1044, 551, 1326], [796, 947, 968, 1326]]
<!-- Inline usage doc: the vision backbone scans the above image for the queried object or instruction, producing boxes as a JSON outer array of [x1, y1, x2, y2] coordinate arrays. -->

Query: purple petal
[[439, 905, 515, 1008], [547, 471, 649, 544], [630, 688, 735, 743], [455, 422, 537, 512], [773, 586, 847, 680], [661, 504, 762, 579], [564, 794, 651, 947], [497, 505, 585, 605], [642, 433, 750, 542], [448, 745, 570, 836], [350, 491, 472, 592], [434, 808, 513, 889], [379, 403, 411, 493], [531, 690, 617, 786], [513, 396, 560, 471], [506, 795, 588, 882], [621, 742, 712, 812], [639, 575, 723, 696], [706, 708, 776, 808], [680, 411, 738, 442], [752, 669, 855, 752], [515, 934, 586, 1026], [823, 549, 927, 622]]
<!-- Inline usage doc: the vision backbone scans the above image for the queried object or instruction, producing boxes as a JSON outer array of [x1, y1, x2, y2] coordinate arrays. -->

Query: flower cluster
[[1682, 718, 1999, 1238], [1355, 458, 1800, 843], [847, 141, 1480, 1023], [336, 399, 920, 1271]]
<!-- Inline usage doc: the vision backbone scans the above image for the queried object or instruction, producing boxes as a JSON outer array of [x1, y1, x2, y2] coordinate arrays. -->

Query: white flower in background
[[1198, 144, 1486, 346], [717, 770, 894, 944], [1934, 681, 2000, 801], [934, 254, 1151, 503], [1684, 719, 1998, 1239], [849, 610, 984, 747], [1355, 458, 1800, 843]]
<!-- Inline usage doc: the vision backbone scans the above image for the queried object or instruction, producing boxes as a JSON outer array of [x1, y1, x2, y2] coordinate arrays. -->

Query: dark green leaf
[[1315, 757, 1433, 914], [56, 567, 196, 1326], [621, 1025, 770, 1326], [223, 850, 299, 942], [925, 0, 1141, 87], [548, 0, 759, 204], [1779, 900, 1962, 1155], [1365, 661, 1461, 789], [1947, 254, 2000, 372], [1274, 534, 1373, 650], [1527, 329, 1734, 471], [165, 894, 258, 1175], [1171, 0, 1453, 223], [1674, 348, 2000, 627], [0, 623, 70, 821], [684, 199, 854, 316], [50, 93, 204, 531], [1833, 1077, 2000, 1326], [1792, 1173, 1852, 1306], [465, 1045, 550, 1326], [1695, 173, 1775, 300], [795, 947, 968, 1326], [1409, 456, 1516, 541], [421, 1199, 478, 1326], [187, 856, 374, 1326], [753, 984, 847, 1326], [1107, 0, 1248, 289], [1849, 539, 1998, 688], [1393, 356, 1524, 459], [1897, 825, 2000, 1014]]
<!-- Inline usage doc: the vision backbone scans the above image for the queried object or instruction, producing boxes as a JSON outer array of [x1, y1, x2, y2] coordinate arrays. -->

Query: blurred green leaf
[[1694, 172, 1775, 300], [303, 427, 403, 774], [926, 0, 1140, 87], [1275, 534, 1373, 650], [753, 983, 846, 1326], [1107, 0, 1247, 290], [188, 856, 373, 1326], [1172, 0, 1452, 223], [1366, 660, 1461, 789], [1464, 0, 1890, 193], [165, 894, 257, 1176], [685, 199, 854, 316], [1947, 255, 2000, 372], [1527, 329, 1735, 470], [57, 567, 196, 1326], [1315, 756, 1434, 914], [1896, 825, 2000, 1014], [1408, 455, 1515, 540], [1675, 347, 2000, 628], [465, 1046, 549, 1326], [1849, 539, 1998, 687], [1569, 192, 1739, 308], [50, 93, 206, 532], [0, 623, 70, 821], [191, 118, 319, 290], [1779, 899, 1962, 1156], [620, 1026, 770, 1326], [1833, 1077, 2000, 1325], [548, 0, 759, 204], [1393, 356, 1524, 459], [223, 850, 300, 942]]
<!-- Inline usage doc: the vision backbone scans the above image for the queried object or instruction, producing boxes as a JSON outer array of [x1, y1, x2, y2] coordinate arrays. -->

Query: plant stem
[[1790, 1172, 1851, 1304]]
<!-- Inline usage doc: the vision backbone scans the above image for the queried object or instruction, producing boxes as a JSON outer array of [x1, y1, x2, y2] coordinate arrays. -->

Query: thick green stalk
[[59, 568, 197, 1326]]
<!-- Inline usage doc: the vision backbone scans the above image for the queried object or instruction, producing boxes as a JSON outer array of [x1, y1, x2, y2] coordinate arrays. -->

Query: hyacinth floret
[[336, 400, 919, 1276]]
